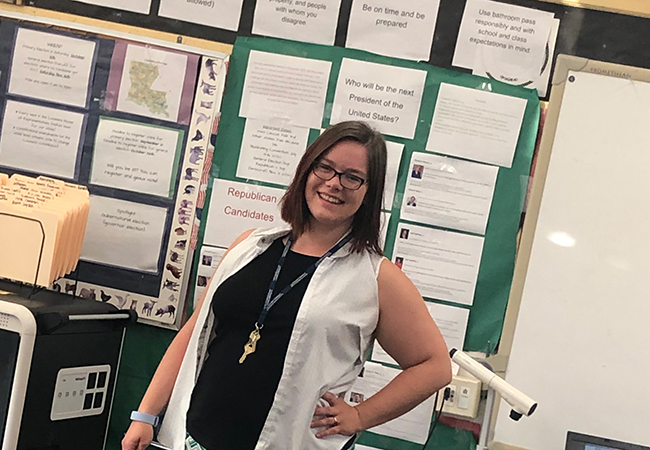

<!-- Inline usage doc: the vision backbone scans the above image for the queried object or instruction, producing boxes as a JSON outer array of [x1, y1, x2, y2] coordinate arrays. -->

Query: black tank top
[[186, 237, 318, 450]]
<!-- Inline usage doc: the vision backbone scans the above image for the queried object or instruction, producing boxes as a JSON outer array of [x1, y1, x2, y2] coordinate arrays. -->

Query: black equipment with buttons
[[0, 280, 136, 450]]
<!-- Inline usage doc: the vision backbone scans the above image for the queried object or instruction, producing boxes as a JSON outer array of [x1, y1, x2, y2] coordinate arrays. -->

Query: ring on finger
[[332, 416, 339, 426]]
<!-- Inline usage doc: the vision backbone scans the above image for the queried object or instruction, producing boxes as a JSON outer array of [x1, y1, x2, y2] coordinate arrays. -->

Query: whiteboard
[[493, 58, 650, 449]]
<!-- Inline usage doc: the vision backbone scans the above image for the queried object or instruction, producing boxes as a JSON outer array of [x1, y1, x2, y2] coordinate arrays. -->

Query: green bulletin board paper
[[187, 36, 538, 450], [105, 324, 175, 450], [207, 36, 539, 356]]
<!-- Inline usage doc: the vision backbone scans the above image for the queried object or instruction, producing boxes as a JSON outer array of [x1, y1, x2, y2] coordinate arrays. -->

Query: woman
[[122, 121, 451, 450]]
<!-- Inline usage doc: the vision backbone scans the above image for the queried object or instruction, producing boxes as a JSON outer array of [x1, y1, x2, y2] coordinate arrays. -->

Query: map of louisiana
[[126, 61, 169, 117]]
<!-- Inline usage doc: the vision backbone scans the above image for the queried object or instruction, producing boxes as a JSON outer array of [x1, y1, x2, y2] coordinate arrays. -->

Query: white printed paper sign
[[392, 222, 484, 305], [0, 101, 85, 180], [349, 362, 435, 444], [331, 58, 426, 139], [9, 28, 96, 108], [384, 141, 404, 210], [402, 152, 498, 234], [158, 0, 244, 31], [204, 180, 287, 247], [117, 45, 188, 122], [236, 119, 310, 186], [380, 211, 390, 250], [346, 0, 441, 61], [473, 17, 559, 98], [253, 0, 342, 45], [81, 196, 168, 272], [194, 246, 226, 308], [427, 83, 526, 167], [453, 0, 554, 84], [90, 118, 183, 198], [240, 51, 331, 128], [73, 0, 151, 13]]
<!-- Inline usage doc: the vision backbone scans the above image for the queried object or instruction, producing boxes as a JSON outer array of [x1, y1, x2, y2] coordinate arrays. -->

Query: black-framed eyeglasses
[[311, 161, 366, 190]]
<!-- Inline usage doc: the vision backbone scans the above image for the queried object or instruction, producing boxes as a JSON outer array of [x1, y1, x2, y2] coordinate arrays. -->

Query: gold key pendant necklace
[[238, 232, 352, 364], [239, 323, 262, 364]]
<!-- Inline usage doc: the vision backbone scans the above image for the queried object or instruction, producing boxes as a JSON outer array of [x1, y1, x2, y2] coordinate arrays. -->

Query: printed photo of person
[[400, 228, 410, 240], [202, 255, 213, 266], [411, 164, 424, 179], [197, 275, 208, 287], [406, 195, 417, 207], [394, 257, 404, 270]]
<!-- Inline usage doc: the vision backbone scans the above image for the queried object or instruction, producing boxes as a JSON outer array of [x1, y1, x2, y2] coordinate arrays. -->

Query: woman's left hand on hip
[[311, 392, 363, 438]]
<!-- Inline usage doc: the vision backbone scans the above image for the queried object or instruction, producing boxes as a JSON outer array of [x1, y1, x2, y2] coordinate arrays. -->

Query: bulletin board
[[200, 35, 539, 352], [0, 16, 228, 329], [24, 0, 650, 101], [492, 56, 650, 450], [188, 35, 539, 450]]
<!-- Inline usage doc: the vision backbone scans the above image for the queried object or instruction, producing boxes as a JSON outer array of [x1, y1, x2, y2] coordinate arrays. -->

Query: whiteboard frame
[[491, 55, 650, 449]]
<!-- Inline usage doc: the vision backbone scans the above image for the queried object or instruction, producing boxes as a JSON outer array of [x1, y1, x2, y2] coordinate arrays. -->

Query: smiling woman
[[123, 121, 452, 450], [281, 121, 387, 255], [303, 141, 369, 244]]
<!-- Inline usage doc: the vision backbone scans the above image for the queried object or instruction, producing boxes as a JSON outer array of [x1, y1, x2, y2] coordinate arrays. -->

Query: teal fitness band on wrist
[[130, 411, 160, 427]]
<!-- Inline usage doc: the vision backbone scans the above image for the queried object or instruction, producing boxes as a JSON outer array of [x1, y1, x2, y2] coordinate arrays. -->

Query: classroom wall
[[3, 1, 650, 450]]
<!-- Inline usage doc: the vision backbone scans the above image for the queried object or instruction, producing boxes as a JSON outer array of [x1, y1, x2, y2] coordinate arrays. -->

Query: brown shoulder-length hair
[[280, 121, 387, 255]]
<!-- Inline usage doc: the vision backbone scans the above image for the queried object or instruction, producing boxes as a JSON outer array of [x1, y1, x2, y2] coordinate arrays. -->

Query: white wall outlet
[[437, 374, 482, 418]]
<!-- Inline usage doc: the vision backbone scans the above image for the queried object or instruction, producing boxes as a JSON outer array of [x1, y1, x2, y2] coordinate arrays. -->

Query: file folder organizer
[[0, 281, 136, 450], [0, 175, 90, 289]]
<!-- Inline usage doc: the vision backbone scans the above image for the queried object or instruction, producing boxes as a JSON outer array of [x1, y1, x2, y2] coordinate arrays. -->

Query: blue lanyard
[[257, 232, 353, 327]]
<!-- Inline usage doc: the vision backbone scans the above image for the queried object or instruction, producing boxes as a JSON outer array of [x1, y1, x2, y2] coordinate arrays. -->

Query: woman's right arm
[[121, 229, 255, 450]]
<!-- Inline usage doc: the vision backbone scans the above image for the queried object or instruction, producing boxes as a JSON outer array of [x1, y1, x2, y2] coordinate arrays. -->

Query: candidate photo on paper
[[394, 256, 404, 270], [411, 164, 424, 179], [202, 255, 213, 266], [350, 392, 365, 404], [400, 228, 410, 240], [406, 195, 417, 207]]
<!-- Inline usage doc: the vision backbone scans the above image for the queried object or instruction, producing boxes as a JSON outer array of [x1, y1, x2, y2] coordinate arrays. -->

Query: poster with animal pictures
[[69, 55, 224, 328], [0, 19, 229, 329]]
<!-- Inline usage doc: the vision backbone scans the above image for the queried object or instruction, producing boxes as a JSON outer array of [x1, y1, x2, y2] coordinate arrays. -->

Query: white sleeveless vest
[[158, 227, 383, 450]]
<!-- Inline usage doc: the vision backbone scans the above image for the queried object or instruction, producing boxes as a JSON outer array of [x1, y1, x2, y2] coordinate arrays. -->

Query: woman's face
[[304, 140, 369, 231]]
